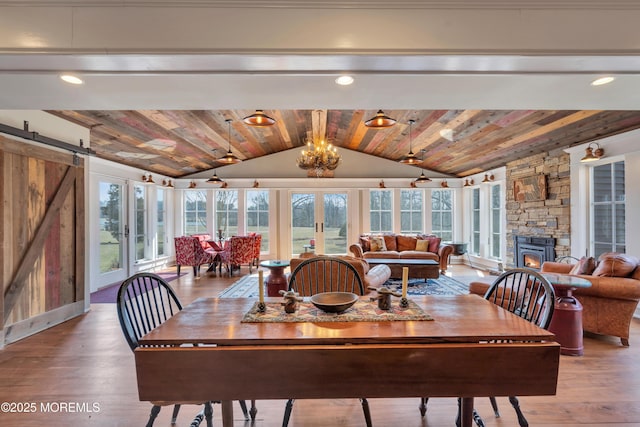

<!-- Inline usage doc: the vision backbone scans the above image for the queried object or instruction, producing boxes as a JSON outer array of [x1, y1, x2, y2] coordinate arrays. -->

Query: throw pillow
[[396, 235, 417, 252], [383, 234, 398, 251], [370, 236, 387, 252], [359, 236, 371, 252], [569, 256, 596, 275], [592, 252, 639, 277], [415, 239, 430, 252]]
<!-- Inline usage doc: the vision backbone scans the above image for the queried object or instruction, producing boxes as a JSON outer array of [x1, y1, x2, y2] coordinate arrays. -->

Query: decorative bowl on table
[[310, 292, 358, 313]]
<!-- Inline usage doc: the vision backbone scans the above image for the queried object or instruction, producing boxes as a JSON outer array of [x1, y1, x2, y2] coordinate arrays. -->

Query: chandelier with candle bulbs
[[296, 139, 341, 177], [296, 111, 341, 177]]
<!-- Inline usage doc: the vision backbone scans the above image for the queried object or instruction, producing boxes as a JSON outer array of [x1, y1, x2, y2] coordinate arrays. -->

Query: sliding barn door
[[1, 135, 85, 345]]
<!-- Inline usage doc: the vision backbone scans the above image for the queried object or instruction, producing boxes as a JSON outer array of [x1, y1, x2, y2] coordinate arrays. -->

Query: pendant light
[[364, 110, 397, 128], [207, 169, 224, 184], [399, 119, 419, 164], [414, 149, 431, 184], [242, 110, 276, 127], [218, 119, 241, 164]]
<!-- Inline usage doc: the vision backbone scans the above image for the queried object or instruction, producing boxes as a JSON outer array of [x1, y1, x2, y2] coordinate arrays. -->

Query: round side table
[[259, 260, 290, 297], [543, 273, 592, 356]]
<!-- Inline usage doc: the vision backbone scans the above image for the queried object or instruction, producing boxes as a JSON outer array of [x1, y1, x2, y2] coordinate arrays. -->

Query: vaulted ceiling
[[47, 109, 640, 178]]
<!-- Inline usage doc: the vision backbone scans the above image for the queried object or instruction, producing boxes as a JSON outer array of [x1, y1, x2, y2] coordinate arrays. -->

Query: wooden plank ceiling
[[47, 109, 640, 178]]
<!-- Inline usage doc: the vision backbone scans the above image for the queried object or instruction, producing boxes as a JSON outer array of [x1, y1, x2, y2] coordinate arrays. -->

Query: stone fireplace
[[514, 236, 556, 270], [506, 149, 571, 268]]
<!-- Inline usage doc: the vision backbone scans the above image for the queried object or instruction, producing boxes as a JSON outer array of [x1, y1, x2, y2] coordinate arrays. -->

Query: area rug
[[90, 271, 185, 304], [219, 273, 468, 298]]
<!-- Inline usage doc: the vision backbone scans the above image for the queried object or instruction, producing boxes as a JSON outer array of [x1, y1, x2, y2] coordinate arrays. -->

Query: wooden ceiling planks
[[46, 109, 640, 178]]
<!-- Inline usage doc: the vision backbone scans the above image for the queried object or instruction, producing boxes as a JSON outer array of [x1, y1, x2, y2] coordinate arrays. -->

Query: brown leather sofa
[[349, 233, 454, 274], [289, 255, 391, 295], [469, 252, 640, 346]]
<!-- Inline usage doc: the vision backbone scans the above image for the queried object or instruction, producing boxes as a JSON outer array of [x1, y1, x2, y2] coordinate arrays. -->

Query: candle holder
[[257, 301, 266, 313], [399, 297, 409, 308], [368, 286, 402, 310]]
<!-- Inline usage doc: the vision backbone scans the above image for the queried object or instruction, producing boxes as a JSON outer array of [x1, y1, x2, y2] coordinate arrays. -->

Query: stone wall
[[505, 148, 571, 267]]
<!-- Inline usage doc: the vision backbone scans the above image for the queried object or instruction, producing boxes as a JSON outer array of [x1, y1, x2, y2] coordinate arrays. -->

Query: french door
[[96, 178, 129, 290], [290, 191, 348, 256]]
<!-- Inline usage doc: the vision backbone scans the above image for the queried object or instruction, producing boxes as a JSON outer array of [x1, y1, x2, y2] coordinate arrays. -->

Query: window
[[216, 190, 238, 238], [370, 190, 393, 233], [470, 188, 480, 255], [156, 188, 167, 257], [592, 161, 625, 257], [184, 190, 207, 234], [490, 184, 502, 259], [431, 189, 453, 241], [133, 184, 147, 261], [247, 190, 269, 251], [400, 189, 423, 233]]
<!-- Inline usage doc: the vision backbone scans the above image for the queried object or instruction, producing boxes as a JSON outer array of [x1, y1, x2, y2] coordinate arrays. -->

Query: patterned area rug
[[219, 273, 468, 298]]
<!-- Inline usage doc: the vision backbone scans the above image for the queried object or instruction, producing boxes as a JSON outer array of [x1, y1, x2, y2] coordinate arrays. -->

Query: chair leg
[[177, 265, 181, 275], [360, 398, 373, 427], [206, 401, 214, 427], [282, 398, 295, 427], [419, 397, 428, 416], [239, 400, 249, 421], [489, 396, 500, 417], [192, 265, 198, 276], [508, 396, 529, 427], [622, 337, 630, 346], [249, 400, 258, 421], [171, 404, 181, 424], [146, 405, 161, 427]]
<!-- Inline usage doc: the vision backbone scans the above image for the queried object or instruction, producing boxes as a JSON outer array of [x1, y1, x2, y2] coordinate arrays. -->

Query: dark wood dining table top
[[139, 294, 556, 347]]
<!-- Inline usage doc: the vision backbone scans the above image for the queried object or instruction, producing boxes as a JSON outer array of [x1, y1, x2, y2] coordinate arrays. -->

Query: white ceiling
[[1, 2, 640, 110]]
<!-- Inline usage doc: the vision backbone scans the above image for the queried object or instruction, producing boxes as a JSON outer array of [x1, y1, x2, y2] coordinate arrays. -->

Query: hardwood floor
[[0, 265, 639, 426]]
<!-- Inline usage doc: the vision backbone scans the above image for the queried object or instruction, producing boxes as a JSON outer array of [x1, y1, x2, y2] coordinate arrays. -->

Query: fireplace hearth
[[514, 236, 555, 270]]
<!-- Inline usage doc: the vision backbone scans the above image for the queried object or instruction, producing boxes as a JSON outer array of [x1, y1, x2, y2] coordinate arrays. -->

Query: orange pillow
[[396, 235, 417, 252], [383, 234, 398, 251], [592, 253, 639, 277], [569, 256, 596, 275]]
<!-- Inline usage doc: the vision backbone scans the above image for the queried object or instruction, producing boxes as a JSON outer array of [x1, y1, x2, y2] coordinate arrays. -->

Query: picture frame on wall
[[514, 174, 547, 202]]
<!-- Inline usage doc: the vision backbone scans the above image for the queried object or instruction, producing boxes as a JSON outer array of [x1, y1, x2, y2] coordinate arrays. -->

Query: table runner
[[241, 299, 433, 323]]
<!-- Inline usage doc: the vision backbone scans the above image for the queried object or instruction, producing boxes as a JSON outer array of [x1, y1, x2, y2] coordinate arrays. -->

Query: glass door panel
[[98, 179, 128, 288], [323, 193, 348, 255], [291, 193, 316, 256]]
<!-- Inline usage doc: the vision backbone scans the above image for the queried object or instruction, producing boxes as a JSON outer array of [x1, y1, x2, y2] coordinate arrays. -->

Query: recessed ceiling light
[[591, 76, 615, 86], [60, 74, 84, 85], [335, 75, 354, 86]]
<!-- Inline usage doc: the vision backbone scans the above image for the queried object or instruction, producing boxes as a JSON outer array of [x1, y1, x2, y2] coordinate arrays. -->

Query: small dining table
[[135, 295, 560, 427]]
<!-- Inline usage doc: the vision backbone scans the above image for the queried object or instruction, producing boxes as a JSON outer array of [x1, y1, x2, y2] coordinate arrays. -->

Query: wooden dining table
[[135, 295, 560, 427]]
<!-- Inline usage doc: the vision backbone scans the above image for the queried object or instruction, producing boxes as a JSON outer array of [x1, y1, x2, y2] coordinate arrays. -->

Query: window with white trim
[[216, 190, 239, 238], [490, 184, 502, 259], [184, 190, 207, 235], [156, 188, 167, 257], [431, 189, 453, 241], [470, 188, 480, 255], [592, 161, 625, 257], [370, 190, 393, 233], [400, 189, 423, 233], [133, 184, 147, 261], [247, 190, 269, 251]]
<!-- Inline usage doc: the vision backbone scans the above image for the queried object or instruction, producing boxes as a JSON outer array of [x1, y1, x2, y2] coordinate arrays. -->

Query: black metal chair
[[116, 272, 255, 427], [420, 268, 555, 427], [283, 257, 372, 427]]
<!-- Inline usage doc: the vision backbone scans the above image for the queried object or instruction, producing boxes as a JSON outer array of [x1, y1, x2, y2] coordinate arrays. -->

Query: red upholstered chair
[[174, 236, 216, 277], [219, 236, 255, 276], [250, 233, 262, 267]]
